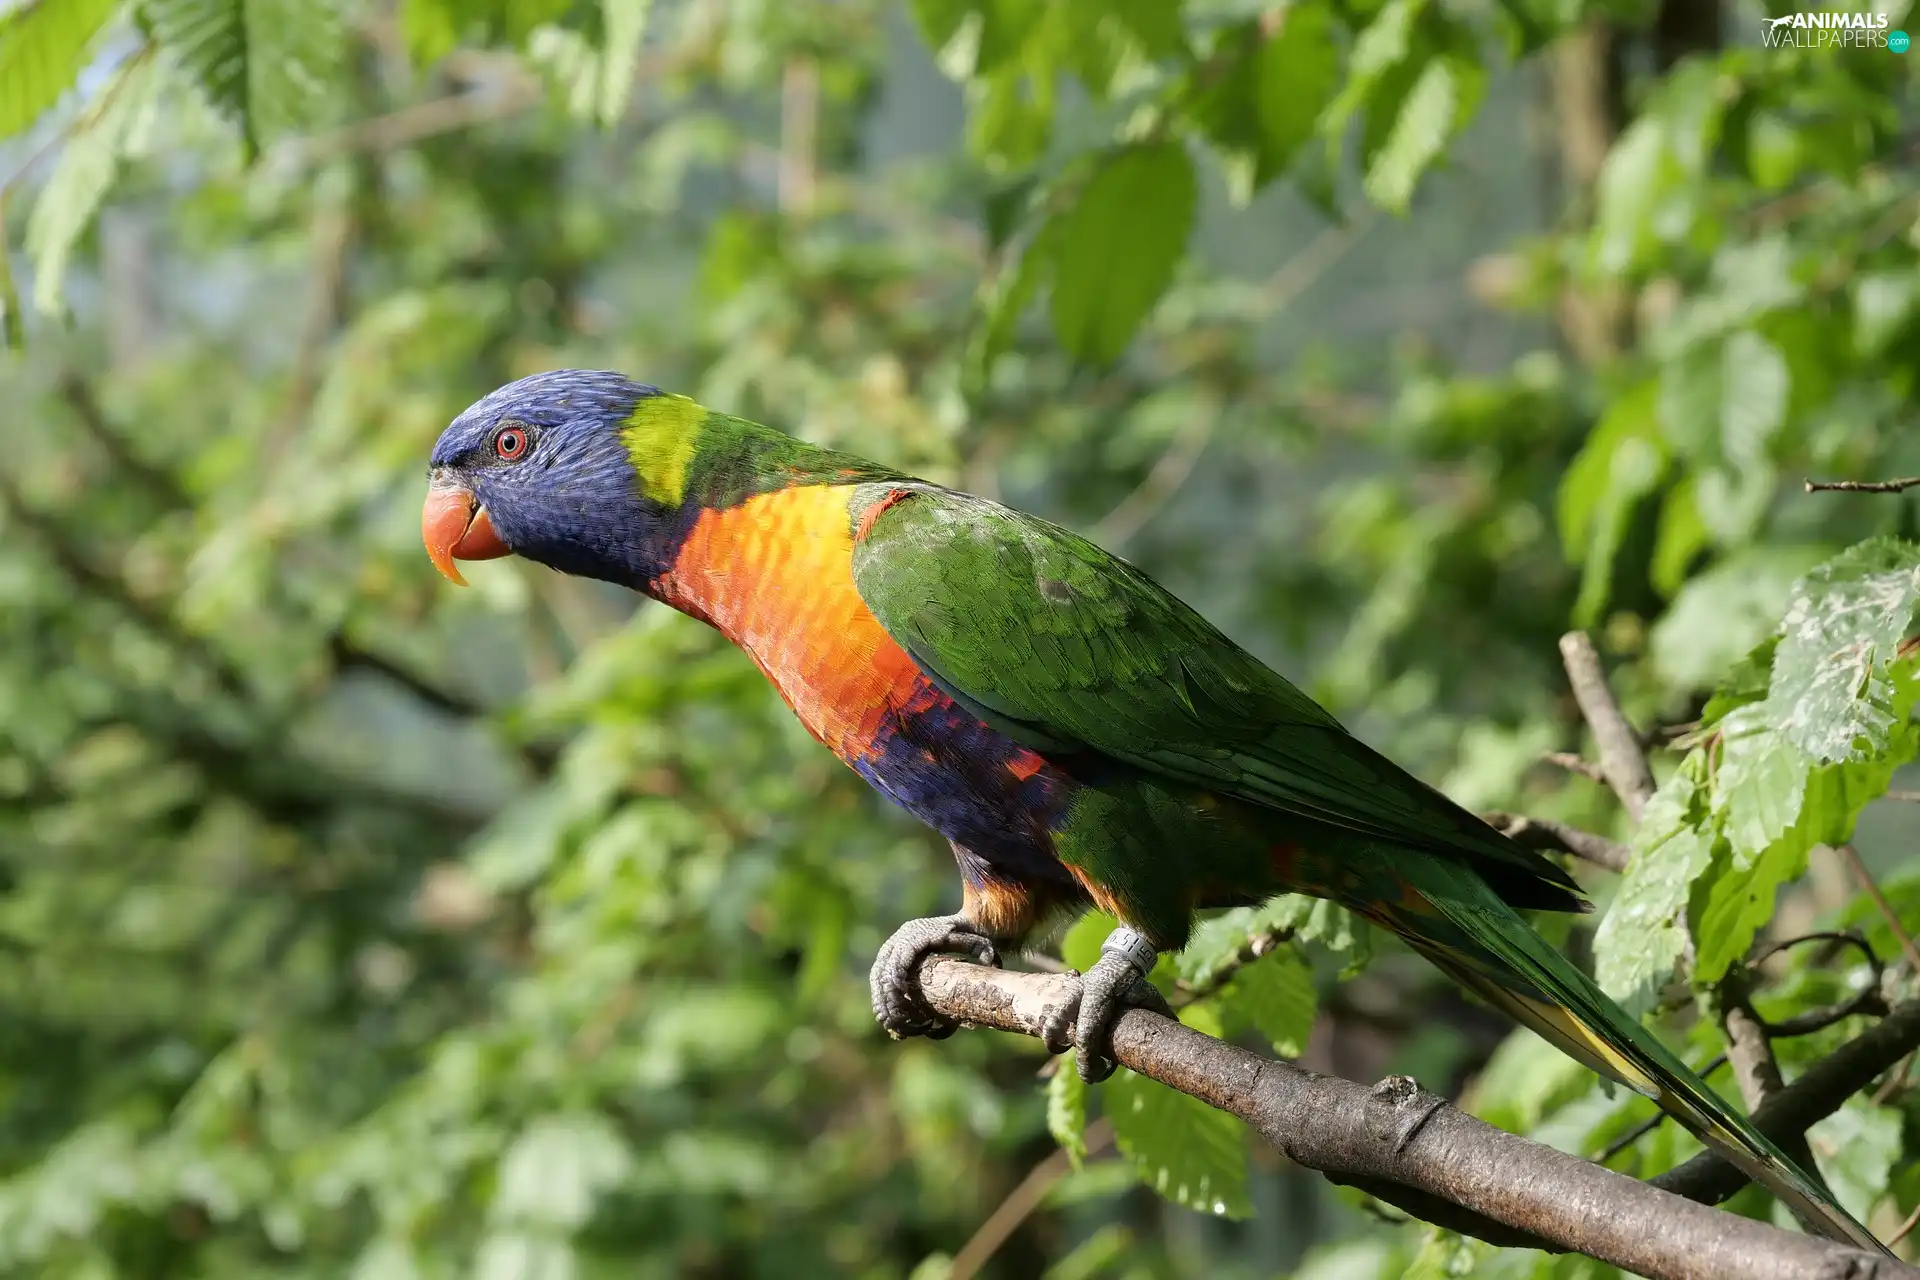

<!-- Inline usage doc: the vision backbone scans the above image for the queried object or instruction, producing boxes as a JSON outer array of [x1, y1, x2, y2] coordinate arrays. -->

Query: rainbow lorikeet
[[422, 370, 1883, 1252]]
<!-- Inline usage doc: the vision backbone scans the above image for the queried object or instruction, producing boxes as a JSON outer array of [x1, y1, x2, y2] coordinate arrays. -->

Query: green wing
[[848, 484, 1579, 900]]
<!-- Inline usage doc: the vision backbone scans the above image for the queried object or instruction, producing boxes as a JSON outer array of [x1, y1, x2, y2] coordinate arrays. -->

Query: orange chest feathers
[[648, 485, 931, 762]]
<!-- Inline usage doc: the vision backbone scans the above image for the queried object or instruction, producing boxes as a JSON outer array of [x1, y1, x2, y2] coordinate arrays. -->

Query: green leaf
[[1046, 141, 1196, 365], [400, 0, 572, 66], [1046, 1052, 1089, 1169], [24, 52, 161, 316], [1558, 379, 1662, 553], [1465, 1026, 1592, 1134], [1275, 895, 1371, 975], [491, 1112, 632, 1229], [141, 0, 348, 154], [1807, 1100, 1901, 1222], [1769, 537, 1920, 764], [1649, 476, 1708, 598], [1709, 702, 1811, 868], [1854, 271, 1920, 357], [1108, 0, 1182, 59], [1692, 729, 1916, 986], [1104, 1068, 1250, 1218], [1647, 547, 1827, 695], [1745, 111, 1799, 191], [1219, 947, 1317, 1057], [965, 62, 1054, 172], [1256, 3, 1339, 176], [1041, 1224, 1135, 1280], [596, 0, 651, 126], [1060, 910, 1116, 975], [1701, 635, 1778, 728], [966, 214, 1057, 392], [1718, 330, 1787, 469], [0, 195, 22, 348], [1558, 380, 1666, 628], [1364, 56, 1482, 215], [1189, 6, 1340, 203], [474, 1233, 575, 1280], [1589, 117, 1676, 277], [1177, 897, 1367, 988], [1175, 908, 1265, 987], [1319, 0, 1423, 155], [1593, 751, 1715, 1016], [0, 0, 122, 139], [1839, 865, 1920, 969]]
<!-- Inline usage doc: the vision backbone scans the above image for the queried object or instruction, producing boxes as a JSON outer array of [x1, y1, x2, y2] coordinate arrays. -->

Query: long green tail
[[1373, 849, 1888, 1255]]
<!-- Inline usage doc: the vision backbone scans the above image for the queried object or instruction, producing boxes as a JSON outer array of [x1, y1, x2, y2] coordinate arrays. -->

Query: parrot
[[421, 369, 1885, 1253]]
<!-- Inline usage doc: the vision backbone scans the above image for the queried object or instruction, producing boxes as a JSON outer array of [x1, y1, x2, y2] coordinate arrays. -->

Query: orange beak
[[422, 480, 512, 586]]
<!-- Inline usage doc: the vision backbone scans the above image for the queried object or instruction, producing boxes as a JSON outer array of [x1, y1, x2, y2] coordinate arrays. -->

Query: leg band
[[1099, 924, 1156, 976]]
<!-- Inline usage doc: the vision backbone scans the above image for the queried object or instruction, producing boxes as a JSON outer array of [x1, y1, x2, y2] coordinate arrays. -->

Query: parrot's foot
[[1040, 926, 1171, 1083], [870, 913, 1000, 1041]]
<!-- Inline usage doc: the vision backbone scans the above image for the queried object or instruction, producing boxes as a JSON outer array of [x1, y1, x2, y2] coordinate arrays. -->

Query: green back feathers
[[619, 396, 907, 511], [849, 485, 1583, 909]]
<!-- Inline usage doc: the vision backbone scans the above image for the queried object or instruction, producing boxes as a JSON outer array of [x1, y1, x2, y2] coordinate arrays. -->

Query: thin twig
[[1558, 633, 1657, 823], [1642, 721, 1701, 748], [1890, 1199, 1920, 1249], [1872, 1053, 1914, 1105], [777, 58, 819, 216], [1091, 218, 1372, 549], [1758, 940, 1889, 1043], [1804, 477, 1920, 495], [1482, 811, 1631, 873], [271, 81, 544, 171], [1884, 790, 1920, 803], [1173, 928, 1290, 1003], [1839, 844, 1920, 976], [1542, 751, 1610, 783], [1718, 969, 1823, 1208], [947, 1120, 1116, 1280], [1091, 410, 1218, 548]]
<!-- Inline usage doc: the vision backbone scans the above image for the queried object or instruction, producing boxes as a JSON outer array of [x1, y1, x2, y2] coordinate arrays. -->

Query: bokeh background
[[2, 0, 1918, 1275]]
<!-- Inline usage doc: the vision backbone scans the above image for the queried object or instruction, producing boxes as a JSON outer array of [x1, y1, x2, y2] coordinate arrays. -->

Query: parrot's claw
[[1039, 927, 1169, 1083], [870, 913, 1000, 1041]]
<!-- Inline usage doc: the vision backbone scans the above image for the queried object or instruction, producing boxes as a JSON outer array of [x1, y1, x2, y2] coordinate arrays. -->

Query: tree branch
[[1717, 971, 1824, 1214], [914, 958, 1918, 1279], [1542, 750, 1610, 784], [1804, 477, 1920, 495], [1559, 632, 1657, 823], [1654, 997, 1920, 1207], [1482, 811, 1631, 873]]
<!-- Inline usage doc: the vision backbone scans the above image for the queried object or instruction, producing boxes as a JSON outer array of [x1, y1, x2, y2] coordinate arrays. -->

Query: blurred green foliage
[[2, 0, 1919, 1275]]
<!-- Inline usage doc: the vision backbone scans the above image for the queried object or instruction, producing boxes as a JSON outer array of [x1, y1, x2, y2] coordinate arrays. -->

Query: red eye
[[494, 426, 528, 460]]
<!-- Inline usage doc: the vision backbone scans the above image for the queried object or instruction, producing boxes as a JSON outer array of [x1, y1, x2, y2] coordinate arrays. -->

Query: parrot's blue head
[[422, 369, 665, 587]]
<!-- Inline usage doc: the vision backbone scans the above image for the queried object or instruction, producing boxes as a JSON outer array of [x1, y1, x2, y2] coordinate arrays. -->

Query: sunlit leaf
[[141, 0, 348, 154], [1046, 1052, 1089, 1169], [1104, 1068, 1250, 1218], [1219, 946, 1317, 1057], [1593, 751, 1715, 1016], [23, 51, 161, 316], [1045, 140, 1195, 365], [0, 0, 121, 139], [1769, 537, 1920, 764]]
